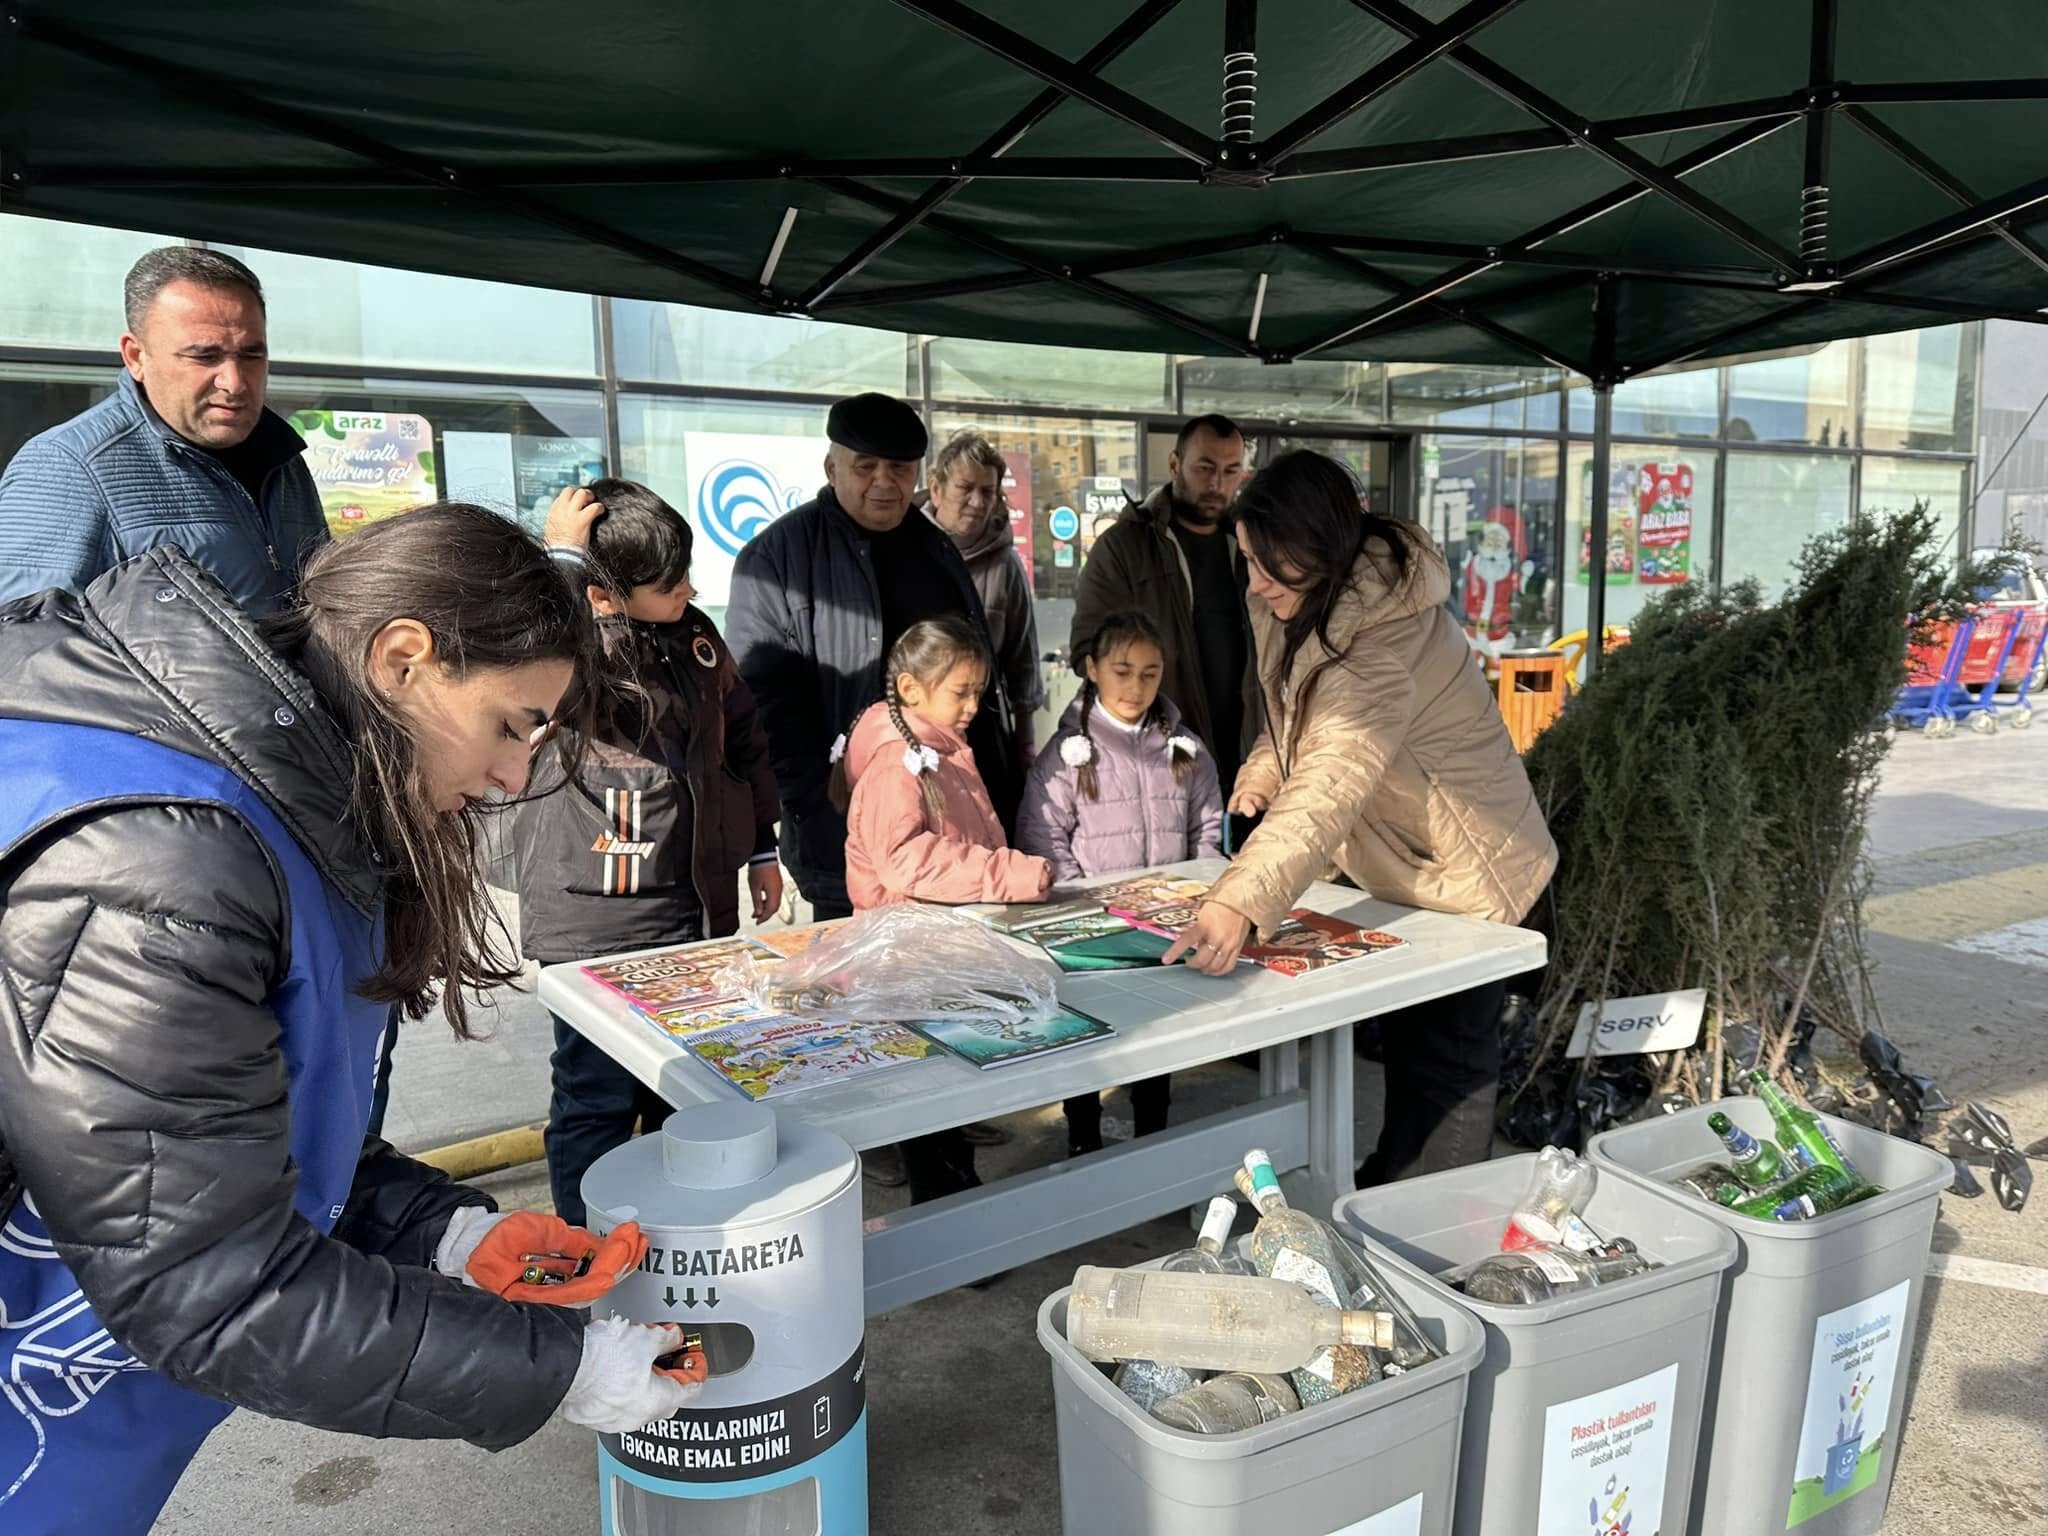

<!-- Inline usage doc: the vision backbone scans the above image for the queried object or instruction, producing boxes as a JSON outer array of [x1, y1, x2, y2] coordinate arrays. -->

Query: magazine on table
[[581, 937, 774, 1017], [911, 1005, 1116, 1069], [1024, 911, 1176, 972], [686, 1013, 940, 1101], [754, 922, 838, 958], [1091, 868, 1409, 975], [978, 893, 1109, 934]]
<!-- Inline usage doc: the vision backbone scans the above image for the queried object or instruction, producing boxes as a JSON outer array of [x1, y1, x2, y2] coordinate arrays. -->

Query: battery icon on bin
[[813, 1396, 831, 1439]]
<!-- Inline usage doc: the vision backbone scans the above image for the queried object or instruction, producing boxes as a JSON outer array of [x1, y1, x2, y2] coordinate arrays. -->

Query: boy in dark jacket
[[511, 480, 781, 1223]]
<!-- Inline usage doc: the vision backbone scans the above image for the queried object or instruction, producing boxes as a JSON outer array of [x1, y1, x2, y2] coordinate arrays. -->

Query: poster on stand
[[1001, 450, 1036, 577], [1576, 458, 1637, 585], [681, 431, 825, 606], [290, 410, 438, 539], [1635, 462, 1695, 585]]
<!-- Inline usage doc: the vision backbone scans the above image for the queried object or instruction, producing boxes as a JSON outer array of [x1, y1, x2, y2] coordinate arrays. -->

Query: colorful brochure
[[911, 1007, 1116, 1069], [686, 1014, 939, 1101]]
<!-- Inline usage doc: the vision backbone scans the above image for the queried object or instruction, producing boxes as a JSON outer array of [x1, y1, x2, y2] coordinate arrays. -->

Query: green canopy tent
[[6, 0, 2047, 645]]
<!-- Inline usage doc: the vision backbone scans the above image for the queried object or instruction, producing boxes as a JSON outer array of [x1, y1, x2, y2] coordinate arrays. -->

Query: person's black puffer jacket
[[0, 549, 584, 1453]]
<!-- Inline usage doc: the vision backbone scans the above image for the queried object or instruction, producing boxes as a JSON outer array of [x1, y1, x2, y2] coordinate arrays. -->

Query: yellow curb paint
[[416, 1123, 545, 1181]]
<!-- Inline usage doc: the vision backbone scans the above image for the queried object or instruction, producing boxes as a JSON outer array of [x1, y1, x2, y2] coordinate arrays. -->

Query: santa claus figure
[[1462, 504, 1528, 647]]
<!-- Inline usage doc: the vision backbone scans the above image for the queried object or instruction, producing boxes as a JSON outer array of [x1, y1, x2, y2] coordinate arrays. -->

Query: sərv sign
[[1565, 988, 1707, 1059]]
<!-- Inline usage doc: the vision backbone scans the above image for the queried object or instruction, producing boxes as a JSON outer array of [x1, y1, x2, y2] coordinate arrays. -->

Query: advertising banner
[[291, 410, 438, 539]]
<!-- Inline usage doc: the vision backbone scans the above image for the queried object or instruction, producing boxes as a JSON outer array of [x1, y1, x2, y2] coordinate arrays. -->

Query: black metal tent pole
[[1841, 106, 2048, 278], [1799, 0, 1837, 273], [1584, 275, 1618, 683]]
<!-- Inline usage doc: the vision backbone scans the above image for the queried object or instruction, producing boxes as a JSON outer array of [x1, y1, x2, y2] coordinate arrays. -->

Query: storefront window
[[613, 302, 914, 397], [1179, 356, 1383, 424], [927, 338, 1171, 413], [617, 395, 831, 620], [1568, 367, 1720, 439], [932, 411, 1139, 604], [1862, 325, 1976, 452], [1562, 443, 1720, 633], [1726, 341, 1855, 447], [264, 376, 605, 542], [1422, 437, 1561, 653], [0, 218, 173, 351], [1391, 363, 1560, 430], [1860, 456, 1971, 566], [0, 362, 119, 468], [212, 245, 600, 378], [1719, 451, 1853, 601]]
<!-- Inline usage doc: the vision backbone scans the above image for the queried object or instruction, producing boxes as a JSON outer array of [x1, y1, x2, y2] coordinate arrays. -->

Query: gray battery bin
[[1590, 1099, 1952, 1536], [1333, 1153, 1737, 1536], [1036, 1255, 1484, 1535]]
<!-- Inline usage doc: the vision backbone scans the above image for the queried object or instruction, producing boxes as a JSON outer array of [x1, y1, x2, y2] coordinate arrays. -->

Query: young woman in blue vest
[[0, 499, 700, 1535]]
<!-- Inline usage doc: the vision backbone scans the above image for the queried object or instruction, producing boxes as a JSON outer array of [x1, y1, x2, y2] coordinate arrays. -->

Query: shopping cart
[[1946, 607, 2022, 735], [1892, 616, 1975, 737], [2000, 606, 2048, 729]]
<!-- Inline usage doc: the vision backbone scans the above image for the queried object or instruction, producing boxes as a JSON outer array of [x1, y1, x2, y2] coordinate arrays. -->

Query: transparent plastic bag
[[731, 905, 1059, 1028]]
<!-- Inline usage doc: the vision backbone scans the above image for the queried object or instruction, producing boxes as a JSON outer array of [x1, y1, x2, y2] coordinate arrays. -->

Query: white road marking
[[1927, 1252, 2048, 1296], [1947, 914, 2048, 971]]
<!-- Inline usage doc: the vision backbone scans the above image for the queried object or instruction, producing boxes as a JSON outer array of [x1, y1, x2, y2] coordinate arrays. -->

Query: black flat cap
[[826, 392, 928, 460]]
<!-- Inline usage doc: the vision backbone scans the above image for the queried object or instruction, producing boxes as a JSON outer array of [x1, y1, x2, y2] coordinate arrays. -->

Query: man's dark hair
[[586, 477, 694, 594], [1174, 413, 1243, 456], [123, 246, 266, 332]]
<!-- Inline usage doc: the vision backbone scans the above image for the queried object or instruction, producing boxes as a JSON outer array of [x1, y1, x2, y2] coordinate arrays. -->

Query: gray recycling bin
[[1037, 1256, 1484, 1535], [1333, 1153, 1736, 1536], [1590, 1098, 1952, 1536]]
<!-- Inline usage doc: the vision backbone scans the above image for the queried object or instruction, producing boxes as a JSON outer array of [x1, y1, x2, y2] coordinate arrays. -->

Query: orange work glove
[[465, 1212, 649, 1305]]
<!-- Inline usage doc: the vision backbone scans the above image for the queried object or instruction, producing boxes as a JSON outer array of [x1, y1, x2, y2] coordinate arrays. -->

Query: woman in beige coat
[[1162, 450, 1557, 1183]]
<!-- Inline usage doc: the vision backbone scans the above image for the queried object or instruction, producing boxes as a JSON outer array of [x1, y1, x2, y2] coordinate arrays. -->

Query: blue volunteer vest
[[0, 719, 387, 1536]]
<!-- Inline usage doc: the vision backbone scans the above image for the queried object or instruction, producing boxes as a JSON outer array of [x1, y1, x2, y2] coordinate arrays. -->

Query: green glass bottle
[[1747, 1071, 1852, 1176], [1729, 1163, 1872, 1221], [1706, 1111, 1787, 1188]]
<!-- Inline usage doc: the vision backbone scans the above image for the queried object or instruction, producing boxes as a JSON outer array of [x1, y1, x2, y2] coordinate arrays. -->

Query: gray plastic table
[[538, 859, 1545, 1316]]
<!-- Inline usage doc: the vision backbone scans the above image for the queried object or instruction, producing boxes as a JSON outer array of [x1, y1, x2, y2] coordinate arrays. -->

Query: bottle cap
[[1339, 1310, 1396, 1349], [1199, 1197, 1238, 1251]]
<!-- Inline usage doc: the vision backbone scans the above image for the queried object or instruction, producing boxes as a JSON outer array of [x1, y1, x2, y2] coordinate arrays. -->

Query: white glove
[[433, 1206, 506, 1285], [559, 1316, 701, 1433]]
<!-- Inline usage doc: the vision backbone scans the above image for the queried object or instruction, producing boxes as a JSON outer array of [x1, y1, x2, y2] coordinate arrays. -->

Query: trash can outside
[[1590, 1099, 1953, 1536], [1333, 1153, 1736, 1536], [1495, 650, 1568, 755], [1036, 1258, 1484, 1535]]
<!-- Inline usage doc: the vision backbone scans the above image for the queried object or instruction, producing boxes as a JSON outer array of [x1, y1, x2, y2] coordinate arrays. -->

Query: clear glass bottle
[[1670, 1160, 1748, 1207], [1065, 1265, 1393, 1375], [1112, 1358, 1201, 1412], [1238, 1153, 1438, 1371], [1150, 1372, 1301, 1434], [1161, 1196, 1253, 1276], [1459, 1241, 1656, 1306]]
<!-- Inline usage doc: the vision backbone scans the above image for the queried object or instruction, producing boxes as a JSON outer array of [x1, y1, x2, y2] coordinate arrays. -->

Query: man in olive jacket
[[1069, 414, 1262, 797]]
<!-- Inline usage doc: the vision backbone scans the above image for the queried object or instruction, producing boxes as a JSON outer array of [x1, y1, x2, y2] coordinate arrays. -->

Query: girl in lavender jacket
[[1016, 609, 1224, 1153]]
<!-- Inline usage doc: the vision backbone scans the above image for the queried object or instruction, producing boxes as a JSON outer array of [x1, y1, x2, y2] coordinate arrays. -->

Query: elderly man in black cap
[[727, 391, 1024, 924]]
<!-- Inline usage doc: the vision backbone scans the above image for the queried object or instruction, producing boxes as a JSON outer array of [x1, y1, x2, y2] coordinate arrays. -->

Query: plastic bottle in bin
[[1707, 1110, 1788, 1188], [1065, 1266, 1394, 1376], [1459, 1239, 1656, 1305], [1501, 1146, 1604, 1251], [1235, 1158, 1439, 1372], [1150, 1372, 1300, 1434]]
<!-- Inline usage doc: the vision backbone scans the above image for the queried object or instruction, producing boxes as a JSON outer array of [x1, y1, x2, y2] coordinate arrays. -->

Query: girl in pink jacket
[[834, 616, 1052, 911]]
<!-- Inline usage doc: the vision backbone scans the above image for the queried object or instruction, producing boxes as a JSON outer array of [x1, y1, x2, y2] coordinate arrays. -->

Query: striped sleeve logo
[[592, 789, 657, 892]]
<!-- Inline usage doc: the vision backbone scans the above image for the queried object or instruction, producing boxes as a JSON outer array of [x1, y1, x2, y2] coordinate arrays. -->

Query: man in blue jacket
[[0, 245, 326, 614]]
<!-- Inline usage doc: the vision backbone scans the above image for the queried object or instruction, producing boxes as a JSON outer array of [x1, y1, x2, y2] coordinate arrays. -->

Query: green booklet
[[911, 1007, 1115, 1069], [1027, 912, 1175, 971]]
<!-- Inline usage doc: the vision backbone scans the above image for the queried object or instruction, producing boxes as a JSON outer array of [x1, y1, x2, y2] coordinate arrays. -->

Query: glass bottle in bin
[[1151, 1372, 1300, 1434], [1707, 1110, 1788, 1188], [1459, 1239, 1655, 1305], [1728, 1163, 1876, 1221], [1110, 1199, 1248, 1410], [1065, 1266, 1394, 1376], [1237, 1155, 1439, 1371], [1749, 1071, 1856, 1177]]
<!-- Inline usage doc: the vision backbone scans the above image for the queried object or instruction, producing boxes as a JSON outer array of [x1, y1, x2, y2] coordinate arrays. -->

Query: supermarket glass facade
[[0, 215, 1996, 672]]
